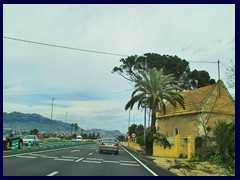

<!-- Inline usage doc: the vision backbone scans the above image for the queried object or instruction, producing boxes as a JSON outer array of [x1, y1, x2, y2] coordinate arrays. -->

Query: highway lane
[[3, 144, 176, 176]]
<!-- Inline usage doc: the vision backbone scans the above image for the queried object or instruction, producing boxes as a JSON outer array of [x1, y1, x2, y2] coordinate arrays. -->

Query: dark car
[[3, 128, 23, 150]]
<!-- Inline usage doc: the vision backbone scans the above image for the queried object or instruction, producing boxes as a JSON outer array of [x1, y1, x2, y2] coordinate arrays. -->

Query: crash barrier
[[11, 140, 19, 154], [7, 140, 98, 154], [27, 141, 32, 151], [47, 141, 51, 149], [38, 140, 43, 150]]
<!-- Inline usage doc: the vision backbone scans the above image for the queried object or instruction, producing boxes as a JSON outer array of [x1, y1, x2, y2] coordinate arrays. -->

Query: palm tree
[[125, 68, 185, 154]]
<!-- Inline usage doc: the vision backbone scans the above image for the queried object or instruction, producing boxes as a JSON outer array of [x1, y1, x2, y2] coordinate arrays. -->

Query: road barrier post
[[27, 141, 32, 151], [11, 141, 16, 154], [47, 142, 51, 149], [38, 140, 43, 150], [15, 140, 19, 152]]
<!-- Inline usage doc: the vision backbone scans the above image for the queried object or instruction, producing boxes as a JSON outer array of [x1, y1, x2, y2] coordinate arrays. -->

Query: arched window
[[173, 126, 180, 136]]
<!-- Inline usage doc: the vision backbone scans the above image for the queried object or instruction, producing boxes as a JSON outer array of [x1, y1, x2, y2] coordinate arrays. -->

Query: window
[[173, 126, 180, 136]]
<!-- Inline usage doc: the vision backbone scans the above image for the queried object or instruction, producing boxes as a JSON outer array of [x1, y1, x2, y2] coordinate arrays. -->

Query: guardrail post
[[47, 142, 51, 149], [27, 141, 32, 151], [11, 141, 17, 154], [38, 140, 43, 150]]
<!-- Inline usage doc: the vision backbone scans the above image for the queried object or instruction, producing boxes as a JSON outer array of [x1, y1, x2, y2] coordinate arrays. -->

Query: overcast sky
[[3, 4, 235, 133]]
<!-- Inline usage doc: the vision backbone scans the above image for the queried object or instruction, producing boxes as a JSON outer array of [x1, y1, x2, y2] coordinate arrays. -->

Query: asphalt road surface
[[3, 143, 176, 176]]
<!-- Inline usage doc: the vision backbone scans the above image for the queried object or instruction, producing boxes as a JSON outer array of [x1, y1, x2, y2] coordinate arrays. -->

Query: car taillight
[[100, 142, 105, 146], [114, 143, 118, 147]]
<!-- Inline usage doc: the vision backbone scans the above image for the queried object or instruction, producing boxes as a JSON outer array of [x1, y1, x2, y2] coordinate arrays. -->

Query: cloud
[[3, 4, 235, 132]]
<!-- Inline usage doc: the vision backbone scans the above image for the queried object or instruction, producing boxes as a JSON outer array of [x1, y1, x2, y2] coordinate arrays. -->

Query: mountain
[[3, 111, 72, 134], [3, 112, 126, 137], [85, 128, 127, 138]]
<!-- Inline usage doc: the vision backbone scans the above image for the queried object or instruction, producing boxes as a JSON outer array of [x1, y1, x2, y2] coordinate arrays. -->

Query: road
[[3, 143, 176, 176]]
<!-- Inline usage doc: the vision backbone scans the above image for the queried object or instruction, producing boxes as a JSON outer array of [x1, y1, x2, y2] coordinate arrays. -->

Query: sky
[[3, 4, 235, 133]]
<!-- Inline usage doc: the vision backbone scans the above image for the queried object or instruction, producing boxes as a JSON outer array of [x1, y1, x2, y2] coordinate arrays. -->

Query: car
[[75, 135, 82, 141], [23, 135, 39, 146], [98, 137, 119, 155], [3, 128, 23, 150]]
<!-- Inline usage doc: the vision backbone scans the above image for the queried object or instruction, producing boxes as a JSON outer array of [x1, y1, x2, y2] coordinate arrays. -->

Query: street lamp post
[[50, 98, 55, 134], [144, 55, 147, 154]]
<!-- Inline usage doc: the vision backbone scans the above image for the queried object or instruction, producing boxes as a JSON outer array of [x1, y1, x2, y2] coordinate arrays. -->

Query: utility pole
[[218, 60, 221, 97], [144, 55, 147, 155], [50, 98, 55, 135], [128, 109, 130, 145]]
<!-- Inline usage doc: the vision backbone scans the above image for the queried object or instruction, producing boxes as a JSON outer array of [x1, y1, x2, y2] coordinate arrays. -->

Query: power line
[[3, 36, 129, 57], [188, 61, 218, 63]]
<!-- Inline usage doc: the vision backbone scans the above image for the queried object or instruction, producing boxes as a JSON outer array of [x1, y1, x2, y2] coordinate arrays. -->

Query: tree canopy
[[112, 53, 216, 90]]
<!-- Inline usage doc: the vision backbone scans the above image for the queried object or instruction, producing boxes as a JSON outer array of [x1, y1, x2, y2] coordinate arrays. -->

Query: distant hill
[[3, 112, 126, 137]]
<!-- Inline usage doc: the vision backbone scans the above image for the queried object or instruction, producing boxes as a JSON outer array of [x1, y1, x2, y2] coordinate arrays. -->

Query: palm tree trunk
[[151, 107, 156, 132]]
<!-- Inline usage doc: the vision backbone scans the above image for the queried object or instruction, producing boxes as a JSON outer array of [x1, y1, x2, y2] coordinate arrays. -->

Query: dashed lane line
[[120, 163, 140, 166], [47, 171, 59, 176], [82, 160, 102, 164], [16, 155, 37, 159], [103, 160, 119, 164], [75, 158, 84, 162], [86, 158, 103, 161], [54, 158, 74, 162], [61, 156, 79, 159]]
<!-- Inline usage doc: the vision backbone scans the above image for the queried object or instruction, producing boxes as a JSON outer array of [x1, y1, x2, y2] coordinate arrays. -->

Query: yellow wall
[[127, 135, 195, 159]]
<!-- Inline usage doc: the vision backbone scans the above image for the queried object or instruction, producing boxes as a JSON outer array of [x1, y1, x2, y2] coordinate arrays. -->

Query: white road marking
[[71, 150, 80, 153], [120, 160, 137, 164], [54, 158, 74, 162], [120, 163, 140, 166], [16, 155, 37, 159], [75, 158, 84, 162], [86, 158, 103, 161], [82, 160, 102, 164], [61, 156, 79, 159], [4, 146, 84, 158], [103, 160, 119, 163], [121, 146, 158, 176], [42, 156, 58, 159], [88, 153, 93, 155], [47, 171, 59, 176]]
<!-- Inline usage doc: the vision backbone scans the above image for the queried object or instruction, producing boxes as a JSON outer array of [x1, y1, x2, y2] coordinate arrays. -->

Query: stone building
[[156, 80, 235, 137]]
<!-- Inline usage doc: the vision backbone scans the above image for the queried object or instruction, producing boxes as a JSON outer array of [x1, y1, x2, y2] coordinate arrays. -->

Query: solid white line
[[88, 153, 93, 155], [16, 155, 37, 159], [121, 146, 158, 176], [120, 163, 140, 166], [54, 158, 74, 162], [82, 160, 102, 164], [75, 158, 84, 162], [61, 156, 79, 159], [47, 171, 59, 176]]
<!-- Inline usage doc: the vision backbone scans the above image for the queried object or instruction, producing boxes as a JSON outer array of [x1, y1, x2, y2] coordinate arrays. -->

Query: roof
[[157, 82, 218, 118]]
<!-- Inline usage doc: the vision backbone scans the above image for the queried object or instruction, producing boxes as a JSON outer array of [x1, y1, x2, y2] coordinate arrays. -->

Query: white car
[[23, 135, 39, 146]]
